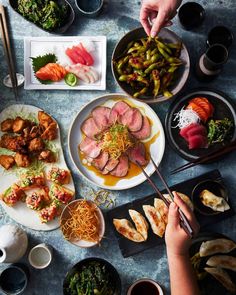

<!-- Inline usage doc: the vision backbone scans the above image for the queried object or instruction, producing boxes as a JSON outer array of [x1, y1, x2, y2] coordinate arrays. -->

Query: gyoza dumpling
[[154, 198, 168, 224], [200, 190, 230, 212], [163, 192, 194, 211], [206, 255, 236, 272], [204, 267, 236, 294], [128, 209, 149, 241], [113, 219, 145, 242], [200, 239, 236, 257], [143, 205, 166, 238]]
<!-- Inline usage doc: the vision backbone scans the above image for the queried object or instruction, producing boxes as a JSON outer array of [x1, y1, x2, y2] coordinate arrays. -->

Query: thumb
[[150, 9, 167, 37], [168, 202, 180, 228]]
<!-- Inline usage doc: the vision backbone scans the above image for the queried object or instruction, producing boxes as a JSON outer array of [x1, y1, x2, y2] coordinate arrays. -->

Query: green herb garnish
[[207, 118, 234, 144]]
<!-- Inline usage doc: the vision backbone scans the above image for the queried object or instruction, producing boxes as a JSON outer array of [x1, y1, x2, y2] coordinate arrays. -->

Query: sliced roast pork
[[119, 108, 143, 132], [110, 155, 129, 177], [81, 117, 101, 139], [92, 151, 109, 171], [79, 136, 101, 158], [92, 106, 111, 131], [132, 116, 151, 140], [102, 158, 119, 175], [128, 142, 148, 166], [109, 101, 131, 125]]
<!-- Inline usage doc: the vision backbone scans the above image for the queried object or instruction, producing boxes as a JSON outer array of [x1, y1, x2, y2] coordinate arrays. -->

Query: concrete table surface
[[0, 0, 236, 294]]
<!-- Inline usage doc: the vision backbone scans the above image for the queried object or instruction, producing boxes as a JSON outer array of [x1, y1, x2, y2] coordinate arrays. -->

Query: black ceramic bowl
[[178, 2, 205, 30], [63, 257, 121, 295], [207, 26, 234, 49], [112, 27, 190, 104], [75, 0, 104, 17], [9, 0, 75, 34], [192, 180, 228, 216]]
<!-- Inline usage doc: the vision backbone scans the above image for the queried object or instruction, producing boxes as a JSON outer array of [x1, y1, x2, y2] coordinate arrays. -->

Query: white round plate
[[68, 93, 165, 190], [0, 104, 75, 231]]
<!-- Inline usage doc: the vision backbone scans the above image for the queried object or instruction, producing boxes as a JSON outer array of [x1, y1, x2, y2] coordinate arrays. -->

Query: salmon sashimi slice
[[36, 63, 67, 82]]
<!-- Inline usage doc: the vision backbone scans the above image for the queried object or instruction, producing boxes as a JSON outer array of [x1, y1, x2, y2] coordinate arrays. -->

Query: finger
[[149, 11, 157, 23], [168, 202, 180, 228], [140, 6, 152, 36], [150, 9, 168, 37]]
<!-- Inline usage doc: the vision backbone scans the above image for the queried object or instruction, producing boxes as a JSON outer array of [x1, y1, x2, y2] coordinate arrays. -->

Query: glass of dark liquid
[[127, 279, 163, 295], [0, 264, 29, 295]]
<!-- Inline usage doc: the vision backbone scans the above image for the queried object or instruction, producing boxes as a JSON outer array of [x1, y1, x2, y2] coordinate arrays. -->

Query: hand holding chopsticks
[[137, 156, 194, 238], [0, 5, 18, 99]]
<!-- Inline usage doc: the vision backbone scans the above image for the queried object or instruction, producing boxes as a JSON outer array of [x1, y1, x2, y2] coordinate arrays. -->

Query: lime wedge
[[64, 73, 78, 87]]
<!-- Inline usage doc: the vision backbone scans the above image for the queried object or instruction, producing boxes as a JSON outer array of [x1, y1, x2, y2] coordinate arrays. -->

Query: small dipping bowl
[[191, 180, 228, 216], [3, 73, 25, 88], [207, 26, 234, 49], [127, 278, 164, 295], [75, 0, 104, 17], [28, 243, 53, 269], [178, 2, 205, 30], [0, 264, 29, 295]]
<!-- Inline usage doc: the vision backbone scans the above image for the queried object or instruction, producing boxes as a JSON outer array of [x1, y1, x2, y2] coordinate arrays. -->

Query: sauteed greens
[[67, 261, 115, 295], [208, 118, 234, 144], [17, 0, 69, 31]]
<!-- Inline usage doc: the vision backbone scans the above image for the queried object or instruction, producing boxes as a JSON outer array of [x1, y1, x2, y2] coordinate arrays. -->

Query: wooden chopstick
[[0, 5, 18, 99], [137, 160, 193, 238], [171, 140, 236, 174]]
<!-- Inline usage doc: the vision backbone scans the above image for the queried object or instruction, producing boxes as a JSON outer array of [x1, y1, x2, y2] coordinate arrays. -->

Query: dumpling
[[206, 255, 236, 272], [200, 239, 236, 257], [128, 209, 149, 241], [163, 192, 194, 211], [154, 198, 168, 224], [113, 219, 145, 242], [143, 205, 166, 238], [204, 267, 236, 293], [200, 189, 230, 212]]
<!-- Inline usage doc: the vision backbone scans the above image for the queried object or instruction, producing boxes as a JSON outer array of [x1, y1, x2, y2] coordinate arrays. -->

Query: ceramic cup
[[127, 278, 164, 295], [207, 26, 233, 49], [75, 0, 104, 17], [178, 2, 205, 30], [28, 243, 53, 269], [0, 263, 29, 295]]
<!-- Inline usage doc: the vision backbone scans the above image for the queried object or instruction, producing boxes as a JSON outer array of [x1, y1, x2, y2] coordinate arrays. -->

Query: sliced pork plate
[[79, 136, 101, 158], [92, 151, 109, 171], [81, 117, 101, 139], [92, 106, 111, 131], [119, 108, 143, 132], [132, 116, 151, 140], [102, 158, 119, 175], [109, 101, 131, 125], [128, 142, 148, 166], [110, 155, 129, 177]]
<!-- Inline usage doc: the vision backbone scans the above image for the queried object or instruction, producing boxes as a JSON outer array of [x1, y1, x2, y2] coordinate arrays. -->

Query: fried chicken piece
[[12, 117, 31, 133], [41, 122, 58, 140], [38, 111, 54, 129], [0, 155, 15, 169], [0, 134, 28, 153], [38, 150, 56, 163], [1, 119, 14, 132], [15, 153, 31, 167], [28, 138, 45, 153], [29, 125, 44, 139]]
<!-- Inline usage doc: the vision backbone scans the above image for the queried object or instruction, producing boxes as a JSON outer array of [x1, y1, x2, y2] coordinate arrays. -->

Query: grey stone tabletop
[[0, 0, 236, 294]]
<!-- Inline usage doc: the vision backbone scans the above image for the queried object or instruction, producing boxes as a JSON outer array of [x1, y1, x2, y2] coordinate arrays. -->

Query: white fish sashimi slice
[[65, 65, 90, 84], [89, 67, 99, 81]]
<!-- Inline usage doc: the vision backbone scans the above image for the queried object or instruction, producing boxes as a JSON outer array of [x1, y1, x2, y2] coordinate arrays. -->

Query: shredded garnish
[[172, 107, 200, 129], [100, 124, 134, 160], [88, 189, 116, 208], [60, 200, 101, 243]]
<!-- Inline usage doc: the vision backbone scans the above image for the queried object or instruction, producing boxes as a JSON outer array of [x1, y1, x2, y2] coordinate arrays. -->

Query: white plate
[[24, 36, 107, 90], [0, 105, 75, 231], [68, 93, 165, 190]]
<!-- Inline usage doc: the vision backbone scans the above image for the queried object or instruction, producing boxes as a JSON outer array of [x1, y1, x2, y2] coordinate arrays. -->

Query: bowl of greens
[[63, 258, 121, 295], [9, 0, 75, 34]]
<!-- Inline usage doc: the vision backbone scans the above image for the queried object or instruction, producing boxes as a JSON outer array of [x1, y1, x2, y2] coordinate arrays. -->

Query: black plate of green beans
[[112, 27, 190, 103]]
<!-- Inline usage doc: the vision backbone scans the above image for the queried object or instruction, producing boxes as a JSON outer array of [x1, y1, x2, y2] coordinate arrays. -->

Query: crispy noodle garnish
[[100, 124, 134, 160]]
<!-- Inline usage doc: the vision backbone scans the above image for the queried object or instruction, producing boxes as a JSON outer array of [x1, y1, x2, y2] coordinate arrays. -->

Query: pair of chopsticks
[[136, 157, 194, 238], [171, 140, 236, 174], [0, 5, 18, 99]]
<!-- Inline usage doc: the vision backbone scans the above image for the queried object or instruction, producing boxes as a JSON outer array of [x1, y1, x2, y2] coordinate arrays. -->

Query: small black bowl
[[63, 257, 121, 295], [191, 180, 228, 216], [207, 26, 234, 49], [9, 0, 75, 34], [75, 0, 104, 17], [178, 2, 205, 30]]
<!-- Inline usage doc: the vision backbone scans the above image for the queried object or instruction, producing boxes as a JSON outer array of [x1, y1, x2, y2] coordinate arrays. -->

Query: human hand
[[140, 0, 182, 37], [165, 191, 200, 257]]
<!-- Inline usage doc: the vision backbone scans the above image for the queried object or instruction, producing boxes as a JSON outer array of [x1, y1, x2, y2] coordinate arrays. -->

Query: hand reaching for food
[[140, 0, 182, 37]]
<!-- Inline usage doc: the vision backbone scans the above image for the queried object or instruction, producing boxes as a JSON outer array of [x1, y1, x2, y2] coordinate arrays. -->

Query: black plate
[[190, 232, 236, 295], [9, 0, 75, 34], [107, 169, 235, 258], [165, 88, 236, 161], [63, 257, 121, 295]]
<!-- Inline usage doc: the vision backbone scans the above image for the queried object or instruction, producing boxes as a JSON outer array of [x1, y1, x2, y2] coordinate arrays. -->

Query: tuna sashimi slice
[[79, 136, 101, 158], [132, 116, 151, 140], [110, 155, 129, 177], [92, 106, 111, 131], [65, 48, 86, 65], [81, 117, 101, 139], [188, 135, 208, 149], [119, 108, 143, 132], [187, 125, 207, 138]]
